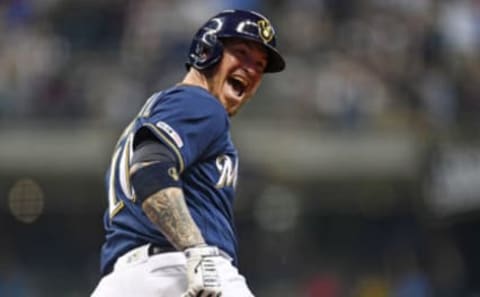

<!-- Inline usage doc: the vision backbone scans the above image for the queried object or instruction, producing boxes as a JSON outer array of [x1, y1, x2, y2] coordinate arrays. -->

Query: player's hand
[[182, 245, 222, 297]]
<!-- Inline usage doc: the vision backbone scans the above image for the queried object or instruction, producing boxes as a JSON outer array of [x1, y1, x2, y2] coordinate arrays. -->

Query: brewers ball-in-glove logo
[[257, 19, 274, 43]]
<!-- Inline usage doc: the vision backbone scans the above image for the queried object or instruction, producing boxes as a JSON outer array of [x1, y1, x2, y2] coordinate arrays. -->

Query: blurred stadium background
[[1, 0, 480, 296]]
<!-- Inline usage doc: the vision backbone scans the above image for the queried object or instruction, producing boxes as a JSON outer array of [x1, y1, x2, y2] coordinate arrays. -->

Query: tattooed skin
[[142, 187, 205, 250]]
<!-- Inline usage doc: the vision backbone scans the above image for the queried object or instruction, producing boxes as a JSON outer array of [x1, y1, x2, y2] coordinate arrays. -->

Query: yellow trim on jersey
[[144, 123, 185, 173], [110, 201, 124, 218], [109, 147, 125, 219]]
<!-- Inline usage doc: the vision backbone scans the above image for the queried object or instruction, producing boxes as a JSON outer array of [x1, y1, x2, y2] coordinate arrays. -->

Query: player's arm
[[130, 128, 222, 297], [141, 187, 204, 249], [130, 128, 204, 250]]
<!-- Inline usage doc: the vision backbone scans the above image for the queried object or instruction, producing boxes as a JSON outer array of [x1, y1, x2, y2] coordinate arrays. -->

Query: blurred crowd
[[1, 0, 480, 296], [0, 0, 479, 132], [275, 0, 480, 133]]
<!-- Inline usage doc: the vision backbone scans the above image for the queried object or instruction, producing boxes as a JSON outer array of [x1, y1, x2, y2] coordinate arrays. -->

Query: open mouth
[[227, 76, 248, 97]]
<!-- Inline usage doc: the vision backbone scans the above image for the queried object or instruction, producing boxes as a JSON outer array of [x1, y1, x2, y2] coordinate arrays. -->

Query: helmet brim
[[264, 45, 285, 73], [219, 35, 286, 73]]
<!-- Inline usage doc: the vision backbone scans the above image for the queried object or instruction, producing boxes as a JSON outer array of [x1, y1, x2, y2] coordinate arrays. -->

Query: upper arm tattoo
[[142, 187, 204, 250]]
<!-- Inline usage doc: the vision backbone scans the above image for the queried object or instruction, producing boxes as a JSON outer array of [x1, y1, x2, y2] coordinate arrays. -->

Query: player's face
[[209, 38, 268, 116]]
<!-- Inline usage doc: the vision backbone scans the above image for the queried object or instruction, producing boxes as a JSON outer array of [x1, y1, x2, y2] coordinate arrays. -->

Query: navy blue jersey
[[100, 85, 239, 275]]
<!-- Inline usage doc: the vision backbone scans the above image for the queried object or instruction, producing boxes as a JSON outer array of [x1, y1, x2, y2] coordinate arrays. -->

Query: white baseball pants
[[91, 244, 254, 297]]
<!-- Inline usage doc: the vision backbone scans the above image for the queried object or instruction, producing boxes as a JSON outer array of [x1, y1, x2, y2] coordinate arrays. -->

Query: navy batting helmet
[[186, 9, 286, 73]]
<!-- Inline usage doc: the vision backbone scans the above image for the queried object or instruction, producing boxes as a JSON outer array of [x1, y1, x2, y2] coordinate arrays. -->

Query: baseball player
[[91, 9, 285, 297]]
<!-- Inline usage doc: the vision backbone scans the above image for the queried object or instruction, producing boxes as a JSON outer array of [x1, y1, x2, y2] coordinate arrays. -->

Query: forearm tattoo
[[142, 187, 205, 250]]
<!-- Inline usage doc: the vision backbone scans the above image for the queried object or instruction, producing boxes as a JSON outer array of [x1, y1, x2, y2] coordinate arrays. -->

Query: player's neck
[[180, 69, 210, 92]]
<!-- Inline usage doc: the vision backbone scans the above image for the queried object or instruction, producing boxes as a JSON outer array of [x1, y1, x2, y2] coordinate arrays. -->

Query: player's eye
[[256, 60, 267, 73], [234, 47, 248, 57]]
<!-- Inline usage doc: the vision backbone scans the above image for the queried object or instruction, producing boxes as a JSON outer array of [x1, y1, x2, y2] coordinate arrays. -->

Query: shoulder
[[172, 85, 226, 114], [153, 85, 229, 126]]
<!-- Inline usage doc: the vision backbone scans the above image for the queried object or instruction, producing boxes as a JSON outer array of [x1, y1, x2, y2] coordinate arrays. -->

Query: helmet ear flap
[[188, 26, 224, 70]]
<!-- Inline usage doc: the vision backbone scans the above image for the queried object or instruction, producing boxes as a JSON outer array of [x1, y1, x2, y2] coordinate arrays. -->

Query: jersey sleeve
[[137, 89, 229, 173]]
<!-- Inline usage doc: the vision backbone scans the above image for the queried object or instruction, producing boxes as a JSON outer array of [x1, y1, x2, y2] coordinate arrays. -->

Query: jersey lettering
[[107, 93, 158, 219], [108, 147, 124, 218], [215, 155, 238, 188]]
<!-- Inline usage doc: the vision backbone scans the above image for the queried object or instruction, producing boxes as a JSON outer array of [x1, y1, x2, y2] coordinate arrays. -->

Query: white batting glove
[[182, 245, 222, 297]]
